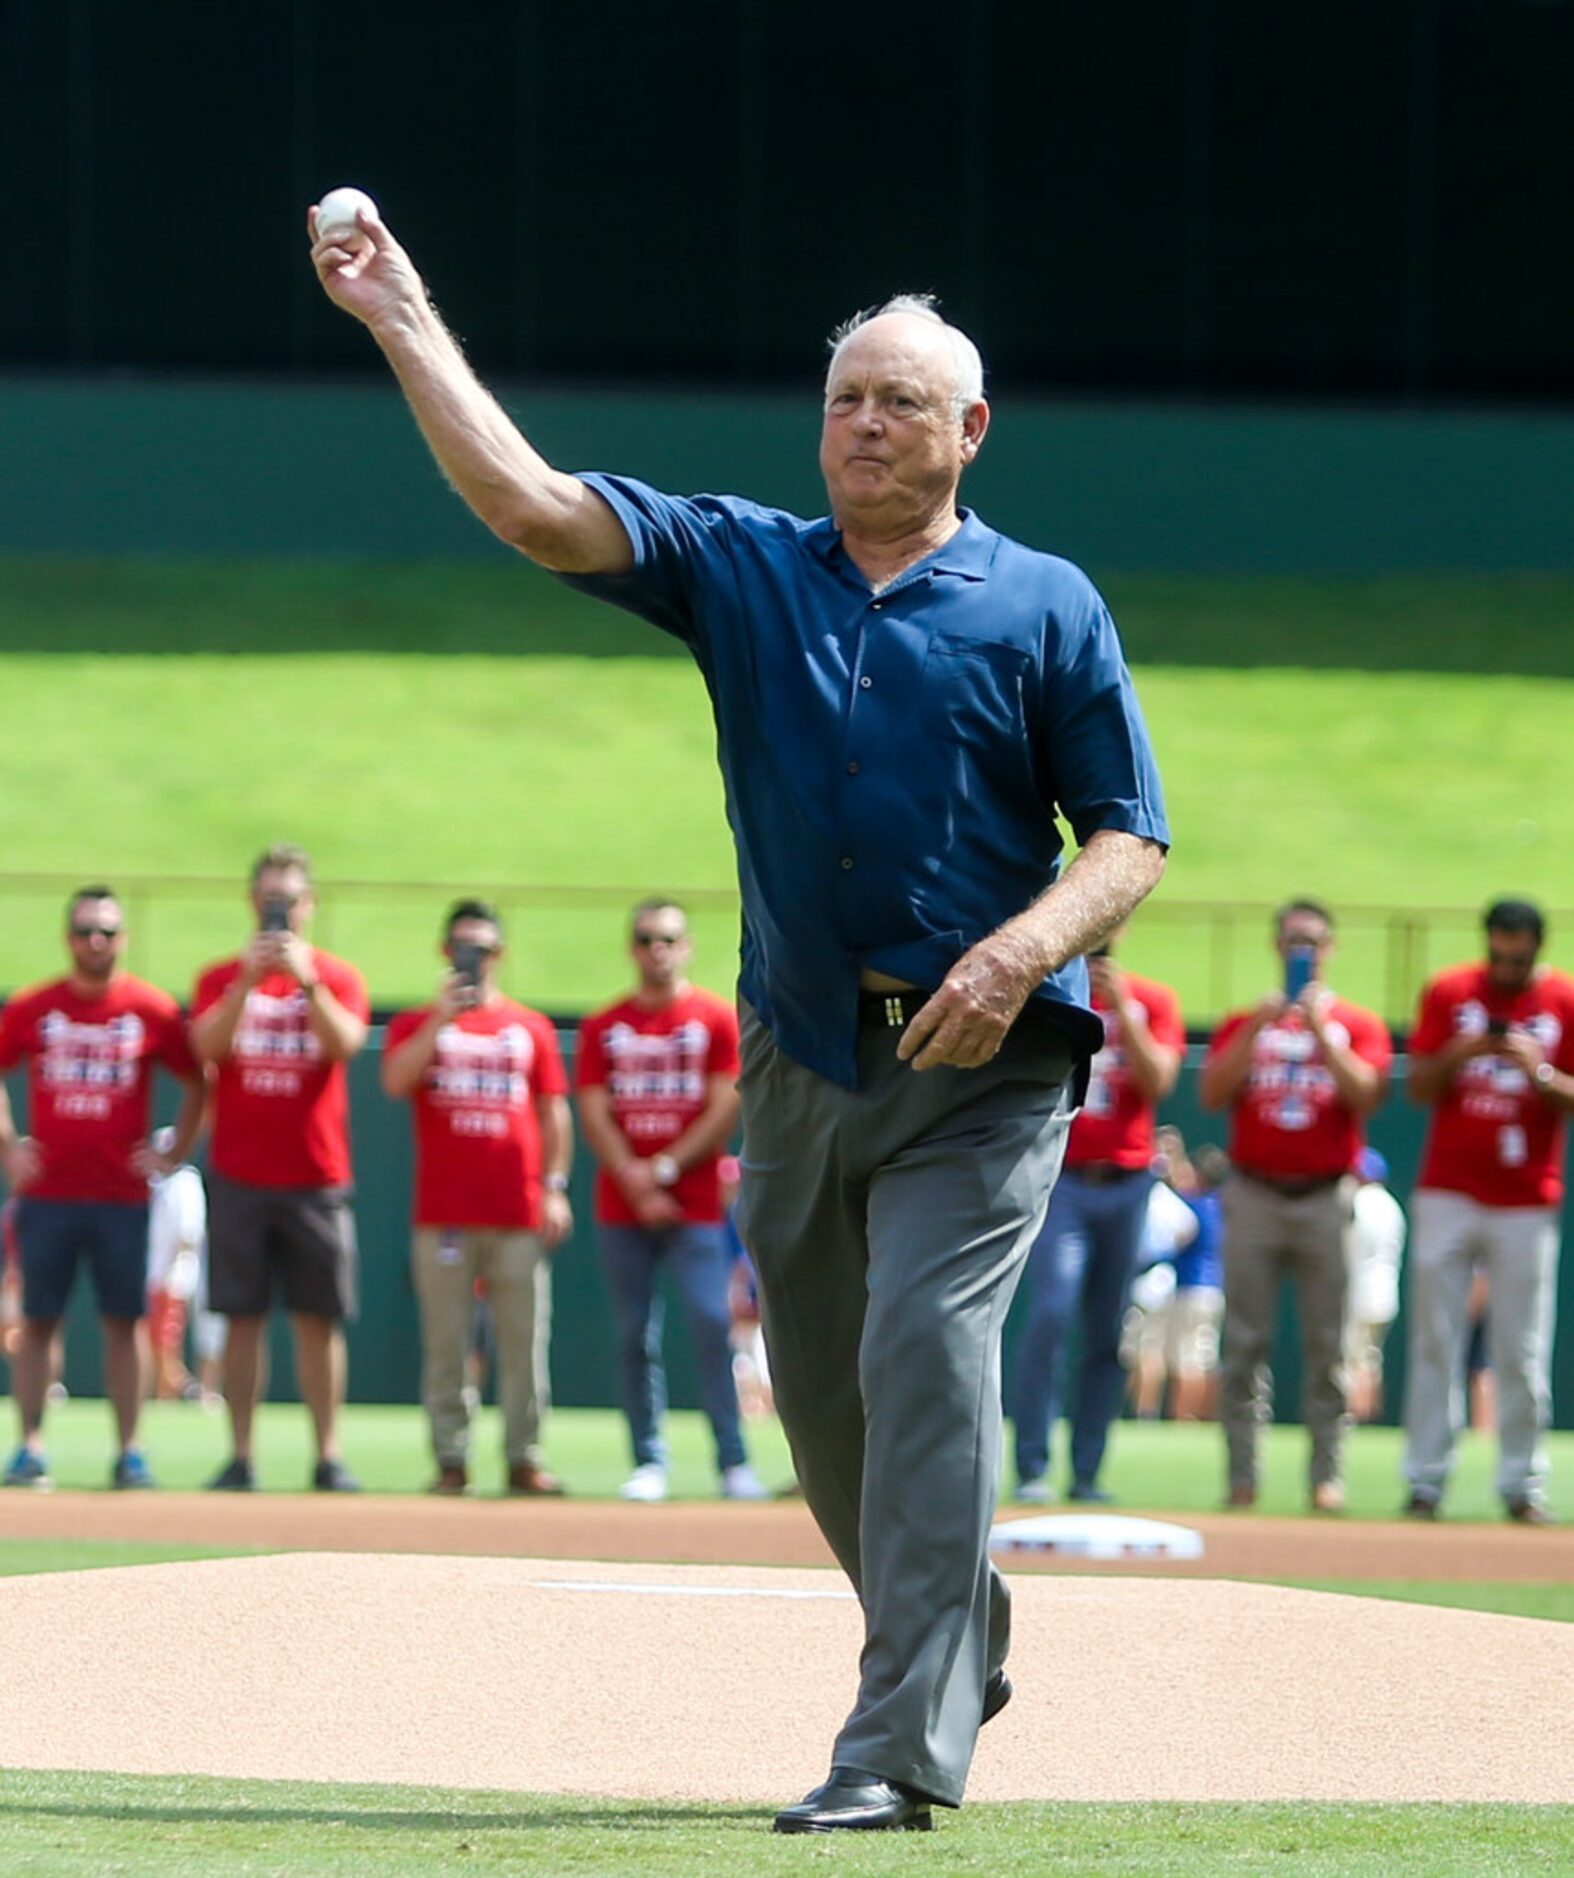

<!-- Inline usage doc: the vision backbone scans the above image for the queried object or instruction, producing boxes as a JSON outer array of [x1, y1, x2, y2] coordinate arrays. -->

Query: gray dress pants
[[734, 1001, 1074, 1806]]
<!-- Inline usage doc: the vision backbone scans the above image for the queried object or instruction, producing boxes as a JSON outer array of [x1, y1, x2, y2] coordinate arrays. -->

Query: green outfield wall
[[14, 1036, 1574, 1433], [6, 377, 1574, 575]]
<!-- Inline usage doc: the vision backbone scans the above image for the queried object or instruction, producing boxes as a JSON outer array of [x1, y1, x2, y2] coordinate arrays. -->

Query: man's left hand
[[275, 934, 316, 986], [1497, 1029, 1548, 1079], [129, 1140, 177, 1181], [897, 939, 1036, 1071], [540, 1193, 573, 1249]]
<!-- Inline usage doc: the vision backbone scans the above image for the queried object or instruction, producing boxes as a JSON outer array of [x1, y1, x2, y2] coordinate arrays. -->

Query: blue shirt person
[[311, 202, 1167, 1834]]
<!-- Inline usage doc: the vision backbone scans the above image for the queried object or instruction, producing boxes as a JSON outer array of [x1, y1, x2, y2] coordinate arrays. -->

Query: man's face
[[445, 917, 503, 991], [66, 896, 126, 986], [630, 908, 691, 989], [1275, 914, 1334, 969], [1485, 925, 1539, 994], [819, 316, 986, 529], [251, 865, 313, 935]]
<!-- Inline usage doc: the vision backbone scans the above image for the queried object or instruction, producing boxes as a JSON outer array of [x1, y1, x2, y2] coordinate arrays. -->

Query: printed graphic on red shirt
[[1208, 1000, 1392, 1180], [575, 989, 740, 1225], [1069, 974, 1184, 1169], [386, 1000, 568, 1230], [192, 951, 368, 1189], [1412, 963, 1574, 1207], [0, 976, 197, 1205]]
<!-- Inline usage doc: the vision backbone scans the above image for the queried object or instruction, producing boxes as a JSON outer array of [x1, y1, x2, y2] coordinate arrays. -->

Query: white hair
[[825, 292, 986, 422]]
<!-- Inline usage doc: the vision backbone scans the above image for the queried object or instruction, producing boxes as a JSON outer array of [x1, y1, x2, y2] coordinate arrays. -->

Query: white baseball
[[315, 186, 379, 244]]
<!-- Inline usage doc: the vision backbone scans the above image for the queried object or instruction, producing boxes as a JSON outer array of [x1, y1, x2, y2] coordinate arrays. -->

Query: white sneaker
[[619, 1463, 668, 1503], [1015, 1477, 1055, 1505], [720, 1463, 769, 1501]]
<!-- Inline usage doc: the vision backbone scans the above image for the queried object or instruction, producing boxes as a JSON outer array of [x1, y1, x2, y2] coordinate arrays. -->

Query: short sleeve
[[574, 1017, 607, 1089], [1205, 1013, 1246, 1064], [555, 475, 742, 649], [531, 1016, 569, 1098], [155, 1002, 200, 1081], [707, 1001, 742, 1078], [1038, 577, 1169, 850], [0, 997, 25, 1071], [1408, 981, 1453, 1058], [326, 959, 370, 1022], [1148, 984, 1185, 1052]]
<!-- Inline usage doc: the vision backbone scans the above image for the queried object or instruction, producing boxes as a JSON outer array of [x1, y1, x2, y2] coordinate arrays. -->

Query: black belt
[[1240, 1170, 1343, 1198], [1071, 1162, 1145, 1187], [859, 989, 931, 1030], [856, 989, 1079, 1065]]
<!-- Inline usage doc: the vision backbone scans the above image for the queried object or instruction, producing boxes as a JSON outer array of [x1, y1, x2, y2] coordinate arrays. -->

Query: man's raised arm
[[308, 202, 632, 576]]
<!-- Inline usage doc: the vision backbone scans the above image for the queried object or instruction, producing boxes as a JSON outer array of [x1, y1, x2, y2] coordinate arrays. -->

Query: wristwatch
[[1533, 1060, 1556, 1090], [543, 1172, 570, 1194], [651, 1153, 681, 1188]]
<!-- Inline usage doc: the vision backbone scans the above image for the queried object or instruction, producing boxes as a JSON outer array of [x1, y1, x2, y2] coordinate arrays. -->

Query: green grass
[[1283, 1581, 1574, 1623], [1, 559, 1572, 1017], [0, 1772, 1567, 1877], [9, 1398, 1571, 1527]]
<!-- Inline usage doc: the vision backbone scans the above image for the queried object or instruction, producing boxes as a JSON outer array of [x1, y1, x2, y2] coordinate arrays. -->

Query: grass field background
[[1, 559, 1571, 1018], [11, 1397, 1573, 1531]]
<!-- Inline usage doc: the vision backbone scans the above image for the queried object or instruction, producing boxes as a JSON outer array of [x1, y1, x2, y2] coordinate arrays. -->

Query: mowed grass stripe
[[0, 1771, 1568, 1877], [1, 560, 1572, 1012], [12, 1399, 1574, 1522]]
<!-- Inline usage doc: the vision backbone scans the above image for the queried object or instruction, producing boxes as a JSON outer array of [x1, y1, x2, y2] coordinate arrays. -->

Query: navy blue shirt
[[563, 475, 1169, 1089]]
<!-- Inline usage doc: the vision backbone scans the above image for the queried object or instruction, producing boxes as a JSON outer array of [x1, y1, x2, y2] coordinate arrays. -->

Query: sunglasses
[[70, 924, 123, 939], [633, 931, 686, 948]]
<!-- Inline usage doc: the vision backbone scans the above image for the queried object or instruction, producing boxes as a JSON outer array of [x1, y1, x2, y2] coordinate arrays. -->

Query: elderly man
[[311, 204, 1167, 1832]]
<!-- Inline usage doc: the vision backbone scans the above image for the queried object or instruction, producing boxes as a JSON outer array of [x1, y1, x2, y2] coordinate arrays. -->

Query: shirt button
[[840, 857, 855, 871], [847, 761, 860, 775], [859, 675, 872, 689], [871, 601, 884, 611]]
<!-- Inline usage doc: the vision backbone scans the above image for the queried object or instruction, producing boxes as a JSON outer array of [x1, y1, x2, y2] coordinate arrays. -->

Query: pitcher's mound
[[0, 1553, 1569, 1803]]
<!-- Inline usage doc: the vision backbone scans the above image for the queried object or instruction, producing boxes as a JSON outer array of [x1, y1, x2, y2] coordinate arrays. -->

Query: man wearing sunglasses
[[575, 900, 764, 1504], [384, 899, 573, 1497], [0, 887, 203, 1489], [314, 216, 1166, 1831]]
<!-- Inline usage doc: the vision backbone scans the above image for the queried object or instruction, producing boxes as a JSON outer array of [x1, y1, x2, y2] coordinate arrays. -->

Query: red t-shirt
[[192, 951, 369, 1189], [1411, 962, 1574, 1207], [574, 988, 740, 1226], [386, 998, 568, 1230], [0, 975, 198, 1205], [1067, 973, 1184, 1170], [1207, 998, 1392, 1181]]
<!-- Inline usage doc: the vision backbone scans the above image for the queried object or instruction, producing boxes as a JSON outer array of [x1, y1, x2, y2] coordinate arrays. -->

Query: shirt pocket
[[919, 633, 1033, 754]]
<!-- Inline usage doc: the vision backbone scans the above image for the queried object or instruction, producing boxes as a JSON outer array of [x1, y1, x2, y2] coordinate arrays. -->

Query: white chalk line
[[530, 1579, 856, 1602]]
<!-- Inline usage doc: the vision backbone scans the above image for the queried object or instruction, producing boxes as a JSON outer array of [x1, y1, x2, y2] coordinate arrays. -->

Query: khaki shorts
[[1133, 1283, 1223, 1374]]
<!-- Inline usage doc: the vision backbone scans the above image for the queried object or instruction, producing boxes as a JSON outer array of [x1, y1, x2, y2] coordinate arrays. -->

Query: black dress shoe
[[773, 1767, 933, 1834], [982, 1670, 1013, 1724]]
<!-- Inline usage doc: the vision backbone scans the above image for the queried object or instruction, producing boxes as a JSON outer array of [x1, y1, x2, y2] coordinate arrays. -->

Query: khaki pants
[[1219, 1174, 1354, 1494], [412, 1227, 552, 1470], [1402, 1190, 1559, 1509]]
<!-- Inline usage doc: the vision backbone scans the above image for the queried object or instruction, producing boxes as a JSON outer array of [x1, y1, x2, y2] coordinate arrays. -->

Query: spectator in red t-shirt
[[384, 899, 573, 1497], [1011, 927, 1182, 1502], [1402, 898, 1574, 1524], [575, 898, 765, 1502], [190, 844, 369, 1492], [0, 887, 204, 1490], [1202, 898, 1391, 1513]]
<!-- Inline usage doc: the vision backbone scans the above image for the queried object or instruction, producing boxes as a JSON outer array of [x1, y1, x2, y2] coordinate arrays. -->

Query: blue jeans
[[1012, 1169, 1153, 1488], [596, 1222, 746, 1471]]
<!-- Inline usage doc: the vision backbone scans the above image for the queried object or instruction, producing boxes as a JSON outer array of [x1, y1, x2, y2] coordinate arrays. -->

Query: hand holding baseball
[[308, 186, 423, 331]]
